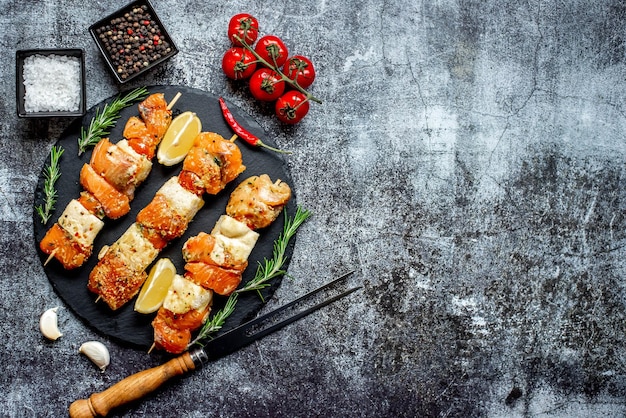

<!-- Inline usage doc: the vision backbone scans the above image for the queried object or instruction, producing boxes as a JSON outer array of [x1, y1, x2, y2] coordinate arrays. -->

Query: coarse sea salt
[[23, 54, 81, 113]]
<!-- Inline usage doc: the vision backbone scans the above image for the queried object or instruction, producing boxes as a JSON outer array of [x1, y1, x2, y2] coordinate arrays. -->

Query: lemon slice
[[157, 111, 202, 166], [134, 258, 177, 314]]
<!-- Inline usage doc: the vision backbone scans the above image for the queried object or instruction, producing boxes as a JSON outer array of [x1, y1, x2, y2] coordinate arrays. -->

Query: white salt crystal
[[23, 54, 82, 113]]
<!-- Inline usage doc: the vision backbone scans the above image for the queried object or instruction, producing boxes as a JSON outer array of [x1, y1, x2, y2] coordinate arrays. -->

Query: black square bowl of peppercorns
[[89, 0, 178, 83]]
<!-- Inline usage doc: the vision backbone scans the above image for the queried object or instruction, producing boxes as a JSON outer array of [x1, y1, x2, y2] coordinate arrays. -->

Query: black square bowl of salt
[[89, 0, 179, 84], [16, 49, 87, 118]]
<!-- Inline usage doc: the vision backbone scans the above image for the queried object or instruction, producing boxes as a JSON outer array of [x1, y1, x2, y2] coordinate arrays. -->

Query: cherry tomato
[[275, 91, 310, 124], [221, 47, 257, 80], [283, 55, 316, 89], [249, 68, 286, 102], [228, 13, 259, 46], [254, 35, 289, 68]]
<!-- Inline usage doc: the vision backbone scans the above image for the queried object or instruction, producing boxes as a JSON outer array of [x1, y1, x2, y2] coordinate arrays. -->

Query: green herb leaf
[[190, 293, 239, 347], [236, 206, 312, 297], [35, 145, 64, 224], [188, 206, 311, 347], [77, 87, 148, 155]]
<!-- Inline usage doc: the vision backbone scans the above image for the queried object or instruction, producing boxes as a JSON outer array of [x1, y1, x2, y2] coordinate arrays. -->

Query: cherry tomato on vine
[[275, 91, 310, 124], [283, 55, 316, 89], [228, 13, 259, 46], [222, 47, 257, 80], [254, 35, 289, 68], [249, 68, 286, 102]]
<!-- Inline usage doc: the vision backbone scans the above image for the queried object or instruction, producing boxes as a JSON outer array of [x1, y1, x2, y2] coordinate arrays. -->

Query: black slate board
[[33, 85, 297, 350]]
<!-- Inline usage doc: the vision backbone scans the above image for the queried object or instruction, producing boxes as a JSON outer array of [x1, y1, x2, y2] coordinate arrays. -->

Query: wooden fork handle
[[69, 352, 196, 418]]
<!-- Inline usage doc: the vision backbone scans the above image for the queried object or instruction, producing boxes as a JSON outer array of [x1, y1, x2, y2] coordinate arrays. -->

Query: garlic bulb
[[39, 307, 62, 341], [79, 341, 110, 372]]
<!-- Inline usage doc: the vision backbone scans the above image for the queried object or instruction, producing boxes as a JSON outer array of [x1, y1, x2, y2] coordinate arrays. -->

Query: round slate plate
[[33, 85, 297, 350]]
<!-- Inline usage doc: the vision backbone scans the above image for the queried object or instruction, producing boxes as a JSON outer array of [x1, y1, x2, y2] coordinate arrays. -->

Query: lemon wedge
[[134, 258, 177, 314], [157, 111, 202, 166]]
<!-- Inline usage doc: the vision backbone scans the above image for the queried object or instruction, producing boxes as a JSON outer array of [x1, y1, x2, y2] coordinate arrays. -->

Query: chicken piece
[[226, 174, 292, 229], [182, 132, 245, 195], [79, 164, 131, 219]]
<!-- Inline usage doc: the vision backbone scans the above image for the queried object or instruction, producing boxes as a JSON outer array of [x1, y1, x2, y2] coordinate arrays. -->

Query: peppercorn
[[93, 4, 175, 81]]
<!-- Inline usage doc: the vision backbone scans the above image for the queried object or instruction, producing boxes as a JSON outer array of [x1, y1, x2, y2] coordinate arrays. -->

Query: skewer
[[95, 296, 102, 304], [147, 343, 156, 354], [41, 92, 180, 271], [44, 249, 57, 266], [167, 92, 181, 110]]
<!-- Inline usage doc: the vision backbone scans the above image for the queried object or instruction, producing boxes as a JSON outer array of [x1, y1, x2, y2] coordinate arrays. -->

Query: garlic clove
[[79, 341, 111, 372], [39, 307, 62, 341]]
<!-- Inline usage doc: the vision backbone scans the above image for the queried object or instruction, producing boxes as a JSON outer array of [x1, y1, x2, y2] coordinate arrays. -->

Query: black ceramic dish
[[89, 0, 179, 84], [33, 85, 298, 350], [16, 49, 86, 118]]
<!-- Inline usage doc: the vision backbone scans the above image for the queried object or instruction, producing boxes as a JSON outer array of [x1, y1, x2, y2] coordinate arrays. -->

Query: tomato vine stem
[[234, 35, 322, 105]]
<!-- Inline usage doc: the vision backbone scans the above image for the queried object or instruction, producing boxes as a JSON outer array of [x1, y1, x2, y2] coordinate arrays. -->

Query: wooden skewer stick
[[147, 343, 156, 354], [165, 92, 185, 147], [44, 249, 58, 266], [167, 92, 182, 110]]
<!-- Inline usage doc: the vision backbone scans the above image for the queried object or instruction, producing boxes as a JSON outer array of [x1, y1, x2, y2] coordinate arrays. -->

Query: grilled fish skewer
[[152, 174, 292, 354], [88, 133, 245, 311], [40, 93, 179, 270]]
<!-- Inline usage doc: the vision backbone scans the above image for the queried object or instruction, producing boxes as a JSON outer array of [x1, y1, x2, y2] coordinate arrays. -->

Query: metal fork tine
[[204, 271, 359, 360], [246, 286, 362, 341], [243, 270, 355, 328]]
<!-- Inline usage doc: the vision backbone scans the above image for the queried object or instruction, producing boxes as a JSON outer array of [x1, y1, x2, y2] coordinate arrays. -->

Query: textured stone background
[[2, 0, 626, 417]]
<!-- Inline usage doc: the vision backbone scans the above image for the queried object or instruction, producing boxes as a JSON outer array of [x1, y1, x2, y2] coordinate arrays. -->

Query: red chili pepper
[[218, 97, 291, 154]]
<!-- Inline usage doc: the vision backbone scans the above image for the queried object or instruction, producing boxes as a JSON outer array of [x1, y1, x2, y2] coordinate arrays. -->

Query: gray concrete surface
[[2, 0, 626, 417]]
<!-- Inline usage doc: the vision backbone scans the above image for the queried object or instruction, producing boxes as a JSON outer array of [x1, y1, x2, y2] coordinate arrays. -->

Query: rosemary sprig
[[35, 145, 64, 224], [236, 206, 312, 296], [190, 292, 239, 346], [77, 86, 148, 155], [189, 206, 311, 347]]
